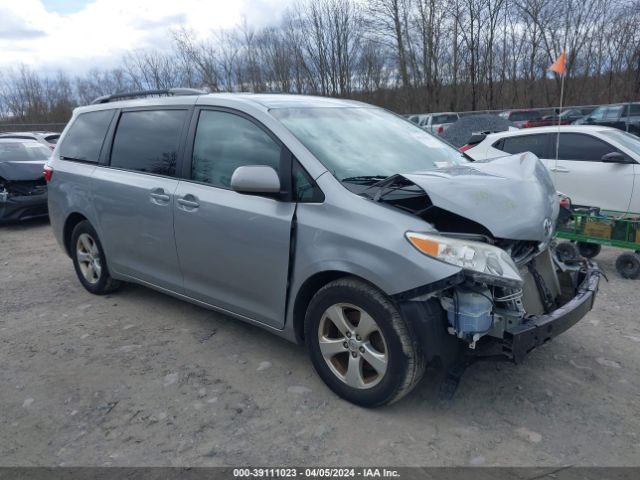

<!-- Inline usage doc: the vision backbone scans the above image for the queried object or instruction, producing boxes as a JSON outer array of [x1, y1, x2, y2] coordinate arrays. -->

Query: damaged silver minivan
[[47, 91, 600, 406]]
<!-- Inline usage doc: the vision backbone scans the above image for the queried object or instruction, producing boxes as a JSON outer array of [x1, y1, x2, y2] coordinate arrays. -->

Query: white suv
[[463, 125, 640, 213]]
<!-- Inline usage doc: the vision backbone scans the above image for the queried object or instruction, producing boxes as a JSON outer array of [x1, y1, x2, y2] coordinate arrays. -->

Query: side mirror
[[601, 152, 633, 164], [230, 165, 281, 194]]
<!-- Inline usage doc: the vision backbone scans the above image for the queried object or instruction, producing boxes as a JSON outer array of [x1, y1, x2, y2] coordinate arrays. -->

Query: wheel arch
[[291, 270, 385, 343], [63, 212, 89, 257]]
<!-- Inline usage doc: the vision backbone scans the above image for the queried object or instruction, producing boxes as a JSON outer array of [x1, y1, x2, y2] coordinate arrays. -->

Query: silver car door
[[174, 108, 295, 328], [91, 108, 188, 292]]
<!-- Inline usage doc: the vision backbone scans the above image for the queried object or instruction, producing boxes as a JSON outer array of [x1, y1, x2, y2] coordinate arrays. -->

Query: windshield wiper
[[340, 175, 389, 184]]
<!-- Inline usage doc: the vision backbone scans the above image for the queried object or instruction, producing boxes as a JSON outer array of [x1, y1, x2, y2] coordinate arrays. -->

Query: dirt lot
[[1, 219, 639, 467]]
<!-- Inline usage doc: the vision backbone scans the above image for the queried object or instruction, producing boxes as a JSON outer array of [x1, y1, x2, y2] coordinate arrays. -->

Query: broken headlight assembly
[[405, 232, 523, 288]]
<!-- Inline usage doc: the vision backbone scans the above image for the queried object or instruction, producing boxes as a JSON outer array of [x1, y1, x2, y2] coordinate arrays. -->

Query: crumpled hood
[[0, 161, 45, 182], [401, 152, 559, 242]]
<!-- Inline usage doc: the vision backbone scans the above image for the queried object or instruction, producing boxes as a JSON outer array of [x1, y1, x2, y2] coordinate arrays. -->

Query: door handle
[[549, 167, 570, 173], [177, 195, 200, 209], [150, 188, 170, 203]]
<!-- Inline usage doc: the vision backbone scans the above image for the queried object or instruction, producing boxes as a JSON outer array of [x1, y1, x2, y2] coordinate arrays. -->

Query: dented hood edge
[[400, 152, 559, 243]]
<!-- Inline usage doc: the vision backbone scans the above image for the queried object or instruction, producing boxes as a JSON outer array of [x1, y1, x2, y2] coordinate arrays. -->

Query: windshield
[[0, 142, 51, 162], [270, 107, 465, 182], [600, 130, 640, 156]]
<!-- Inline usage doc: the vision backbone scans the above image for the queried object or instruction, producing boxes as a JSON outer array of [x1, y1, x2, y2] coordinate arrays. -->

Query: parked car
[[498, 109, 544, 128], [47, 90, 599, 406], [408, 112, 459, 134], [539, 107, 596, 126], [0, 131, 61, 150], [573, 103, 640, 134], [462, 125, 640, 213], [0, 138, 50, 222]]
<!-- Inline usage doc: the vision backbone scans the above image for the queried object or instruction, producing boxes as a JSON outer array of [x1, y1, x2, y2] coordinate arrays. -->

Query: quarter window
[[496, 134, 549, 158], [293, 161, 324, 202], [110, 110, 186, 176], [556, 133, 617, 161], [59, 110, 114, 162], [191, 110, 281, 188]]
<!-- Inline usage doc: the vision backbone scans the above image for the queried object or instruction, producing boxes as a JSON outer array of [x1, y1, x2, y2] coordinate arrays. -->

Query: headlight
[[405, 232, 523, 287]]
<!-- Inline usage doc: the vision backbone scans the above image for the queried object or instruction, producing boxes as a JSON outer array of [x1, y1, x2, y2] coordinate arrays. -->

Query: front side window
[[604, 106, 623, 121], [110, 110, 186, 176], [497, 134, 549, 158], [191, 110, 282, 189], [556, 133, 617, 161], [60, 110, 114, 162], [270, 107, 464, 183]]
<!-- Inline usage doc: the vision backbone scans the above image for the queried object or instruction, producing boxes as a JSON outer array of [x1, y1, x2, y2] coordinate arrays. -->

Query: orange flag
[[549, 50, 567, 75]]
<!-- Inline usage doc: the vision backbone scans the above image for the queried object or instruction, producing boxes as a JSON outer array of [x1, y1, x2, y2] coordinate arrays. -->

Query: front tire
[[70, 220, 122, 295], [304, 277, 425, 407]]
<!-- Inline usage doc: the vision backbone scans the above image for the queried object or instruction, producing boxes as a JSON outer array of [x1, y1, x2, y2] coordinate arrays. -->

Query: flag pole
[[555, 71, 565, 161]]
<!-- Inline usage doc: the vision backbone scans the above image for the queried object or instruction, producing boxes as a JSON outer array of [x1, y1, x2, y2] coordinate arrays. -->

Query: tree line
[[1, 0, 639, 126]]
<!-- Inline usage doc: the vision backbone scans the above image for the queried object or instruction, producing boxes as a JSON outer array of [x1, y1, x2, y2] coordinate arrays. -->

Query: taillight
[[44, 165, 53, 183], [522, 121, 531, 128], [459, 144, 473, 153], [559, 196, 571, 209], [437, 126, 444, 135]]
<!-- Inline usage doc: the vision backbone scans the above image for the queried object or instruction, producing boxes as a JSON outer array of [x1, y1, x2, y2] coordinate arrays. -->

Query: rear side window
[[191, 110, 281, 189], [432, 114, 458, 124], [59, 110, 114, 162], [509, 111, 541, 122], [556, 133, 617, 161], [495, 134, 549, 158], [110, 110, 187, 177]]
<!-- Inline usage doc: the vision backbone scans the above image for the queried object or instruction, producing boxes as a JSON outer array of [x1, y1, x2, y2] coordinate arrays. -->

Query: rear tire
[[577, 242, 601, 259], [304, 277, 425, 407], [70, 220, 122, 295], [615, 252, 640, 279]]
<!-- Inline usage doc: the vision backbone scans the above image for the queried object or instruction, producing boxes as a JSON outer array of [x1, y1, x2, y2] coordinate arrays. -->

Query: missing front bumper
[[503, 261, 600, 363]]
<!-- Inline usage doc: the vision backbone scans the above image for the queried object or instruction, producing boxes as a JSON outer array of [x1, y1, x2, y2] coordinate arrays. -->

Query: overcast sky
[[0, 0, 291, 75]]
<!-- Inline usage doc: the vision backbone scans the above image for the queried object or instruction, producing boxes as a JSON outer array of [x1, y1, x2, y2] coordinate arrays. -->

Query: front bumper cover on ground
[[505, 261, 600, 363]]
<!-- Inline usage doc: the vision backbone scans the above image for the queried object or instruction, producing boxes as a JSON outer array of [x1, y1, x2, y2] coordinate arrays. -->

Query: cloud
[[0, 0, 294, 75], [0, 6, 47, 39]]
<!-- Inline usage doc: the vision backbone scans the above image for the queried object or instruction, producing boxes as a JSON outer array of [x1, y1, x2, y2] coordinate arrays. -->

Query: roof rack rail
[[91, 88, 205, 105]]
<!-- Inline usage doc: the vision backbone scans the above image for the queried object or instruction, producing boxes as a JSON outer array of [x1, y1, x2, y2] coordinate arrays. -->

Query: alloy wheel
[[76, 233, 102, 284], [317, 303, 388, 389]]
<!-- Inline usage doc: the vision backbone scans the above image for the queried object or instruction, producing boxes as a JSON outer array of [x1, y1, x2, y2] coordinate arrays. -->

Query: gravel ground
[[1, 219, 639, 467]]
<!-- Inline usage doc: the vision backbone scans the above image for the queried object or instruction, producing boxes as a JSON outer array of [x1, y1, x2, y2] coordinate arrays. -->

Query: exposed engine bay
[[359, 156, 599, 362]]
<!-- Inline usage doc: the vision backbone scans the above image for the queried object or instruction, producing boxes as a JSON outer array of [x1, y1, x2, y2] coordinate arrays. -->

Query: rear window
[[509, 111, 541, 122], [494, 134, 549, 158], [110, 110, 186, 177], [0, 142, 51, 162], [60, 110, 114, 162], [431, 114, 458, 124]]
